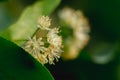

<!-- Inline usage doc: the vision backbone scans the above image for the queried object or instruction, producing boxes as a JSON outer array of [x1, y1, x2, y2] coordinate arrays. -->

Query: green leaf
[[0, 0, 61, 46], [0, 37, 54, 80]]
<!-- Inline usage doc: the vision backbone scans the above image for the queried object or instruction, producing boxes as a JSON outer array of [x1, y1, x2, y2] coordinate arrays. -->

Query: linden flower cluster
[[59, 7, 90, 60], [24, 16, 63, 64]]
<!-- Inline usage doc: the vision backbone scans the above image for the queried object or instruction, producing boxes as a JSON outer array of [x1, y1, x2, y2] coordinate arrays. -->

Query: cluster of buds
[[24, 16, 63, 65], [59, 7, 90, 60]]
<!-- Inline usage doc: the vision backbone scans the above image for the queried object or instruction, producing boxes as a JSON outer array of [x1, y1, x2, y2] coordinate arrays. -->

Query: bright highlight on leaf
[[0, 0, 61, 46]]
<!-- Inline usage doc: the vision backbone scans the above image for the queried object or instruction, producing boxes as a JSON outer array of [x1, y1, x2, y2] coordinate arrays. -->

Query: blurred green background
[[0, 0, 120, 80]]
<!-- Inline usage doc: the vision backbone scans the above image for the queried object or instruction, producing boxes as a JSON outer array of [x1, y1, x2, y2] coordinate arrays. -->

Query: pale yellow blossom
[[24, 16, 63, 64], [59, 7, 90, 60], [37, 16, 51, 30]]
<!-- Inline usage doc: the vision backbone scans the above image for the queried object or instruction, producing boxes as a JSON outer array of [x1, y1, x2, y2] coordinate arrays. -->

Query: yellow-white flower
[[46, 28, 63, 64], [24, 16, 63, 64], [47, 28, 62, 46], [24, 36, 44, 55], [37, 16, 51, 30], [59, 7, 90, 60], [24, 36, 48, 64]]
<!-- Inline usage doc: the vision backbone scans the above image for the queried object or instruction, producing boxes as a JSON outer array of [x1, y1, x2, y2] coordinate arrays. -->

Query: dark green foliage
[[0, 37, 54, 80]]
